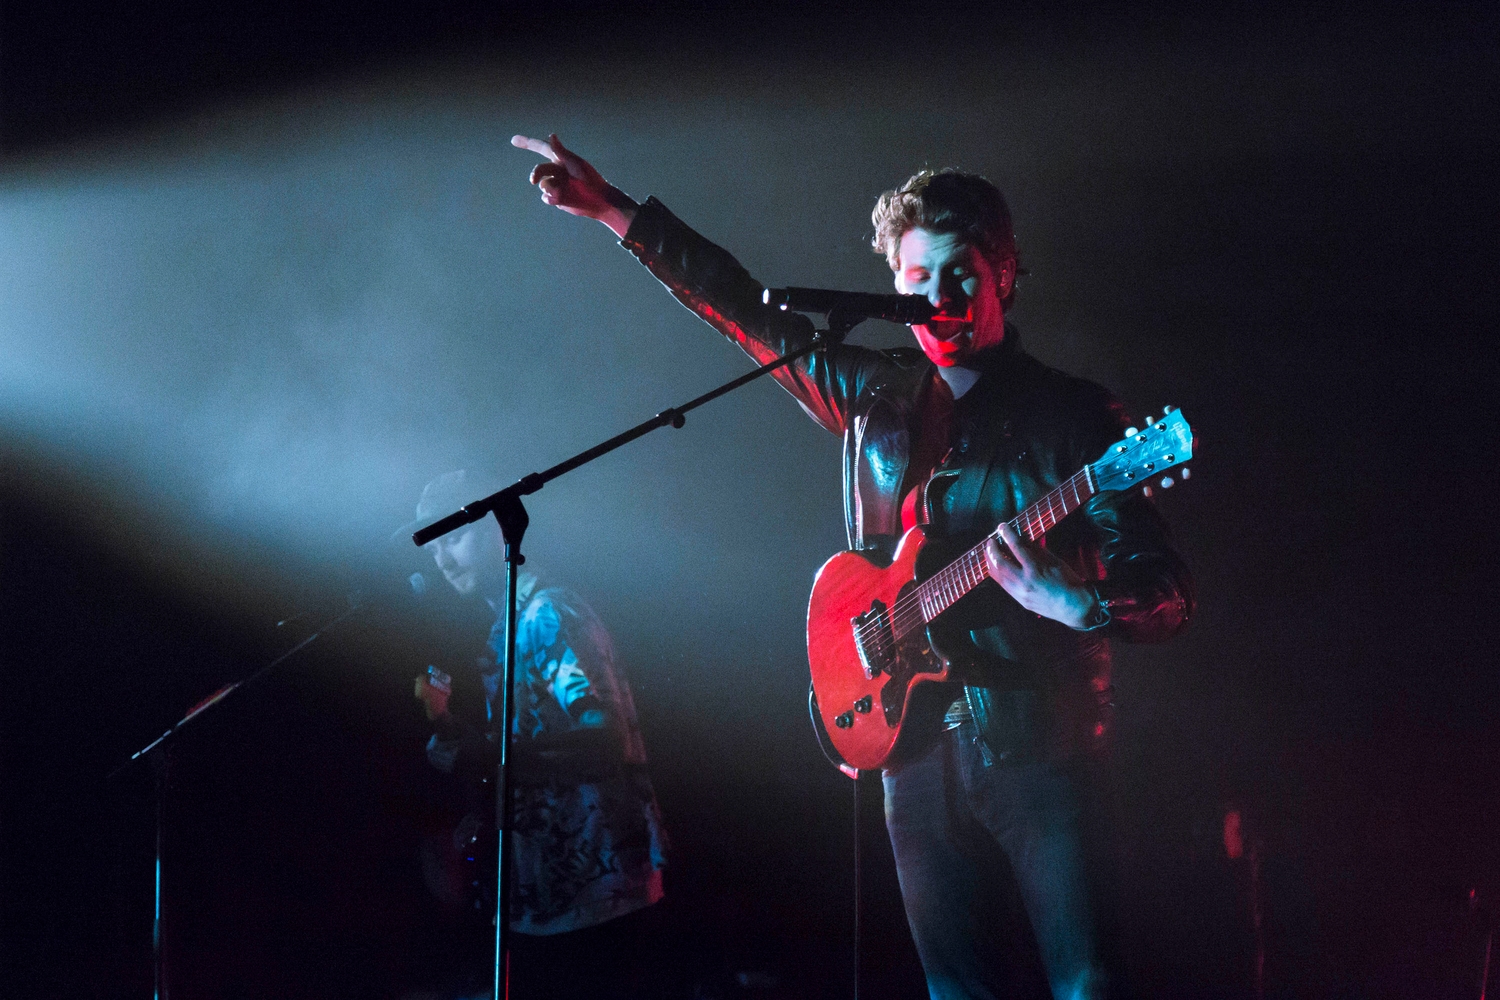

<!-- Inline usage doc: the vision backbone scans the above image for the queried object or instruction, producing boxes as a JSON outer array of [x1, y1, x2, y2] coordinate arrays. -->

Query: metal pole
[[153, 752, 168, 1000], [491, 497, 528, 1000], [853, 772, 861, 1000]]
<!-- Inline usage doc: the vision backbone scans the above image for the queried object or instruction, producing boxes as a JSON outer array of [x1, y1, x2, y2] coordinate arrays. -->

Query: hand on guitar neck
[[984, 522, 1097, 629], [808, 406, 1195, 770]]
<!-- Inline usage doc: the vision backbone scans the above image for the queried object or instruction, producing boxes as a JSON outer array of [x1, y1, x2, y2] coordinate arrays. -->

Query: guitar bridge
[[851, 599, 893, 680]]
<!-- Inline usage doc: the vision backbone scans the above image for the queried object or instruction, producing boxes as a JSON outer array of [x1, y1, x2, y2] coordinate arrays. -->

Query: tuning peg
[[1145, 415, 1156, 426], [1162, 405, 1176, 414], [1160, 476, 1174, 489], [1141, 485, 1153, 498], [1123, 426, 1139, 438], [1181, 467, 1191, 480]]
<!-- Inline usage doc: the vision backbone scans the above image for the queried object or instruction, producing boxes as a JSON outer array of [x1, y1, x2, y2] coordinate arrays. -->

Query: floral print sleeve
[[481, 584, 667, 934]]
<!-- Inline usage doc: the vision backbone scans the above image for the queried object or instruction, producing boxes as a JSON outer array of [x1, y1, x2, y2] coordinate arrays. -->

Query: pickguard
[[877, 579, 945, 727]]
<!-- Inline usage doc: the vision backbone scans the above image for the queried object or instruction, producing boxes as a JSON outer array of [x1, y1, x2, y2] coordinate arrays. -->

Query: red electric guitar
[[807, 407, 1195, 771]]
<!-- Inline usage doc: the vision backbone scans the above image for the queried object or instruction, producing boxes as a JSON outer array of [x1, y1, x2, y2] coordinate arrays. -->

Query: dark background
[[4, 3, 1498, 997]]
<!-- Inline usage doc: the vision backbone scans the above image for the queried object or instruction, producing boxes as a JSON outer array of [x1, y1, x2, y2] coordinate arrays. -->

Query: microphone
[[762, 287, 936, 325]]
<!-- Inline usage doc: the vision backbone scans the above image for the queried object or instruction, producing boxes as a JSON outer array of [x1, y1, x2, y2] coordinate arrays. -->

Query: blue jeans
[[883, 725, 1114, 1000]]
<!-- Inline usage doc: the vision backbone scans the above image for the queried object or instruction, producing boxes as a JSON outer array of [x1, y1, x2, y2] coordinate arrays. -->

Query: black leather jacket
[[622, 197, 1194, 765]]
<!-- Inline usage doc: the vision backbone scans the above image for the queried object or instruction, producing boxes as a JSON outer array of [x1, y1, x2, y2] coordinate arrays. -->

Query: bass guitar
[[807, 406, 1194, 771]]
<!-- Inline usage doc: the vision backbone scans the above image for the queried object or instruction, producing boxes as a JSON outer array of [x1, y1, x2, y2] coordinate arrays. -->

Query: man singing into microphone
[[513, 135, 1193, 1000]]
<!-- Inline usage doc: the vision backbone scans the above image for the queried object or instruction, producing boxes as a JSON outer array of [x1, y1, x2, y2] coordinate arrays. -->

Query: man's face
[[427, 520, 500, 596], [894, 227, 1013, 368]]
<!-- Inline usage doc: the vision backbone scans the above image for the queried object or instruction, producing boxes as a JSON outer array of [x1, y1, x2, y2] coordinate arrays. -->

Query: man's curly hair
[[872, 169, 1021, 308]]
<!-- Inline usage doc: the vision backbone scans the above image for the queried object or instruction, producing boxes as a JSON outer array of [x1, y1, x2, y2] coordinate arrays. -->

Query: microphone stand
[[109, 596, 367, 1000], [412, 314, 861, 1000]]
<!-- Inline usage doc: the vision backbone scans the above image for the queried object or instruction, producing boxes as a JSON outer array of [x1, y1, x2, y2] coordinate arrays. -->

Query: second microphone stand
[[411, 314, 859, 1000]]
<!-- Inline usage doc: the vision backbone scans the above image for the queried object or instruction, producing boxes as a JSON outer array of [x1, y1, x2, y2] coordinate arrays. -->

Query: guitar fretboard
[[889, 466, 1097, 640]]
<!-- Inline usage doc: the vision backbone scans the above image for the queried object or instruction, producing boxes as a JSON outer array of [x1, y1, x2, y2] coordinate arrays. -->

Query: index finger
[[511, 134, 559, 162], [996, 522, 1035, 566]]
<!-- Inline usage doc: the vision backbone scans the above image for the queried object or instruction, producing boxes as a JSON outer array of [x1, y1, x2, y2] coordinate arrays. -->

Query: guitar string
[[854, 473, 1073, 655], [853, 517, 1020, 660], [853, 420, 1179, 656], [850, 467, 1094, 659], [838, 420, 1184, 714], [851, 462, 1095, 660], [855, 419, 1176, 652], [885, 462, 1098, 649]]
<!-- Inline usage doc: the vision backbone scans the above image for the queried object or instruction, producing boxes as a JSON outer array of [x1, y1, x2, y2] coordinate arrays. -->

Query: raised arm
[[511, 132, 894, 437]]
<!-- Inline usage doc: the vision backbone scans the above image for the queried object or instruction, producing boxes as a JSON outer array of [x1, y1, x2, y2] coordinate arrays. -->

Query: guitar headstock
[[1090, 406, 1194, 496]]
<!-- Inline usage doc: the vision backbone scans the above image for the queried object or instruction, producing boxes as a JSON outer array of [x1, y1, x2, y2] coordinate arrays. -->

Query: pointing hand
[[512, 132, 638, 236]]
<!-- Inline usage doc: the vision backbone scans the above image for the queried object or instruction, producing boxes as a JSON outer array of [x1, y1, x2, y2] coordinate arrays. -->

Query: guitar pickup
[[851, 599, 893, 680]]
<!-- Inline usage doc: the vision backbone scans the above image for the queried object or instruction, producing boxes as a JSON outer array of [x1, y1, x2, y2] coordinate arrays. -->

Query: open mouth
[[925, 319, 972, 343]]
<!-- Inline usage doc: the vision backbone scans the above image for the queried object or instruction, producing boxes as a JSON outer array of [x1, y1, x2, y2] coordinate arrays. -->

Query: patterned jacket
[[431, 577, 668, 934]]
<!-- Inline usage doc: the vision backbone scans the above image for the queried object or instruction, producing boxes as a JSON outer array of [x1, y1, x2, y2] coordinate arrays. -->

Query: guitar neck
[[891, 465, 1097, 639]]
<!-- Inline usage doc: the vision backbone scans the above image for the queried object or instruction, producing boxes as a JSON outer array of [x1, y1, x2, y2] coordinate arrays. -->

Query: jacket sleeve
[[1072, 391, 1196, 643], [620, 195, 880, 436]]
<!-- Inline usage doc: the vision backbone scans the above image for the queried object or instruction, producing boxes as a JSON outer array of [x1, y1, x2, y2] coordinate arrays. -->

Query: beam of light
[[0, 66, 879, 637], [0, 45, 1171, 646]]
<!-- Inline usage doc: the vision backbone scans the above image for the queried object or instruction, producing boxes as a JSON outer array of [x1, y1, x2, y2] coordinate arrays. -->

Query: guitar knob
[[854, 696, 873, 714], [1160, 476, 1174, 489], [835, 711, 855, 729]]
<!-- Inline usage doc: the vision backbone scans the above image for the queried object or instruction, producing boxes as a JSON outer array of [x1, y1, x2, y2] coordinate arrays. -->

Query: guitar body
[[807, 526, 961, 771], [806, 406, 1196, 772]]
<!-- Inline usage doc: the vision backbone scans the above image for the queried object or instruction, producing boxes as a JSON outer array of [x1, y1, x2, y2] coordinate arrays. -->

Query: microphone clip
[[816, 309, 864, 347]]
